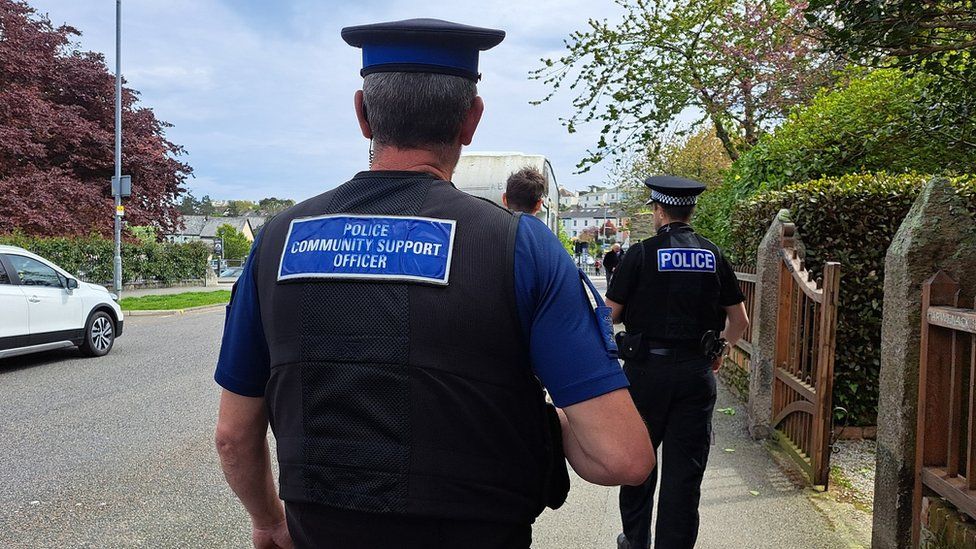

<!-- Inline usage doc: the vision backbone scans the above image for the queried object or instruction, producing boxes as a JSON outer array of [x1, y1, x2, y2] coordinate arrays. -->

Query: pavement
[[121, 283, 233, 299], [0, 288, 868, 548]]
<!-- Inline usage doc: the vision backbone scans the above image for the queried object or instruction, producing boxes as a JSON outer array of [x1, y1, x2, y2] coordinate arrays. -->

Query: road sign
[[116, 205, 125, 217], [213, 238, 223, 257]]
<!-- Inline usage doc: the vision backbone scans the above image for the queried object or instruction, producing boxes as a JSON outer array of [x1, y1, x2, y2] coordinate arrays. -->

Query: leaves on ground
[[717, 407, 736, 416]]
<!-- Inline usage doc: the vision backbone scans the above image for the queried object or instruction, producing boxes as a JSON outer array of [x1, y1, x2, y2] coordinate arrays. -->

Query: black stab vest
[[252, 171, 550, 524], [623, 223, 726, 341]]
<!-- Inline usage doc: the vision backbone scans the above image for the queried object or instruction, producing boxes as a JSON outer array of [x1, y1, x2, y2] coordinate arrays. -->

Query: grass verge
[[120, 291, 231, 311]]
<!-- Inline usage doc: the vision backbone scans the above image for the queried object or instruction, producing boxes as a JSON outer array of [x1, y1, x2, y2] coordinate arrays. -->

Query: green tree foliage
[[258, 197, 296, 216], [216, 224, 251, 260], [726, 69, 976, 195], [533, 0, 839, 170], [617, 126, 733, 219], [128, 225, 158, 245], [729, 172, 976, 425], [215, 224, 250, 260], [805, 0, 976, 157], [0, 233, 210, 284], [225, 200, 256, 217], [557, 223, 575, 256]]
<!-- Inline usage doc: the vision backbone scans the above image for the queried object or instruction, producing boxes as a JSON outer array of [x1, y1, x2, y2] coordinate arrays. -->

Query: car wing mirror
[[66, 278, 79, 290]]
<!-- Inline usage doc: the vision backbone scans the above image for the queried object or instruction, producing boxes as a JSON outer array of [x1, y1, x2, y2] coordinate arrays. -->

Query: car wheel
[[80, 311, 115, 357]]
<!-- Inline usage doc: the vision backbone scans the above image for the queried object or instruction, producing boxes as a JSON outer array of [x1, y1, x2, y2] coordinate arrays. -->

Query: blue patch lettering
[[657, 248, 716, 273], [278, 214, 456, 285]]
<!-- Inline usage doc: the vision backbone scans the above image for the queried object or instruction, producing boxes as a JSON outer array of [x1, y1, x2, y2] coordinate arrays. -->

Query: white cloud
[[29, 0, 627, 201]]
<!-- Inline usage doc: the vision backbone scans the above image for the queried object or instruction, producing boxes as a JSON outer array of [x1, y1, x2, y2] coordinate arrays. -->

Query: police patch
[[278, 214, 456, 285], [657, 248, 716, 273]]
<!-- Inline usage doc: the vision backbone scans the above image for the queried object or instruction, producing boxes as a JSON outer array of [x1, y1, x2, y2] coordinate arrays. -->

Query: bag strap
[[578, 268, 608, 309]]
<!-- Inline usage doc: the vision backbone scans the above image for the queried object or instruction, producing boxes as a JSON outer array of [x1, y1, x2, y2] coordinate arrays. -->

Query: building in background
[[559, 207, 624, 240], [558, 187, 579, 209], [578, 186, 625, 208], [165, 215, 263, 245]]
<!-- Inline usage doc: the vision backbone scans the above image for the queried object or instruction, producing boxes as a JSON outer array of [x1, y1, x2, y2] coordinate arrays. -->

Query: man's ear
[[532, 198, 543, 215], [501, 193, 509, 208], [354, 90, 372, 139], [459, 96, 485, 146]]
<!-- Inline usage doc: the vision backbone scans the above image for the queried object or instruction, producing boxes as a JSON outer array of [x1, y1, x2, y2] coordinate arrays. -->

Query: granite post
[[873, 178, 976, 548]]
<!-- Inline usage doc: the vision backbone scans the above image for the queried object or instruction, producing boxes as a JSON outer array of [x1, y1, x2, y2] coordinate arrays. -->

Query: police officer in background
[[606, 176, 750, 549], [213, 18, 654, 549]]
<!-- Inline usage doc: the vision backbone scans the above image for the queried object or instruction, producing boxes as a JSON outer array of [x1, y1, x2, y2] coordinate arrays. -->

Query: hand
[[252, 519, 293, 549], [711, 354, 723, 372]]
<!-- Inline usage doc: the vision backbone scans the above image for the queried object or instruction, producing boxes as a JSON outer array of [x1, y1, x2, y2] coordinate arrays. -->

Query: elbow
[[617, 446, 655, 486], [215, 424, 258, 464]]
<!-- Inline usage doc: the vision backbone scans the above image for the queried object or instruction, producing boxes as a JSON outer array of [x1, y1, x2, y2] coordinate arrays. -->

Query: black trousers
[[285, 502, 532, 549], [619, 352, 717, 549]]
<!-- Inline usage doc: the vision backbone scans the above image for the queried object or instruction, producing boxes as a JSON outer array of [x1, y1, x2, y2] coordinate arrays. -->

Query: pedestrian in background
[[603, 242, 622, 284], [213, 18, 653, 549], [606, 175, 750, 549]]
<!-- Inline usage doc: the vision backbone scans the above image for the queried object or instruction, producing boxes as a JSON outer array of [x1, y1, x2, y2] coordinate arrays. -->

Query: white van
[[451, 152, 561, 233]]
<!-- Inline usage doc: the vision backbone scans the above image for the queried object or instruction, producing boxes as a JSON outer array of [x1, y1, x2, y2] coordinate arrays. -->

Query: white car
[[0, 245, 124, 359]]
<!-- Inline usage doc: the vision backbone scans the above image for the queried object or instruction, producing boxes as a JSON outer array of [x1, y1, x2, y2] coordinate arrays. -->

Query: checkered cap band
[[651, 190, 698, 206]]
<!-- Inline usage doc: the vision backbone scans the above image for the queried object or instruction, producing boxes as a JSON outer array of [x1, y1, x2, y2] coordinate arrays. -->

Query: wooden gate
[[912, 272, 976, 546], [770, 223, 841, 488], [725, 265, 757, 389]]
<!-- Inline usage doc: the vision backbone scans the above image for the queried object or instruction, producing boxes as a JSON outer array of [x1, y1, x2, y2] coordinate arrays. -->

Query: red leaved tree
[[0, 0, 191, 237]]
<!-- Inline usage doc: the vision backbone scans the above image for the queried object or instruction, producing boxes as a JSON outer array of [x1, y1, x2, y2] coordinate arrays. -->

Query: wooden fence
[[770, 223, 841, 488], [725, 264, 758, 397], [913, 272, 976, 545]]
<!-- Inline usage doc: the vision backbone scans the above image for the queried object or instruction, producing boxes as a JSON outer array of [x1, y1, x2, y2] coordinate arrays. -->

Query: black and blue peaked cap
[[644, 175, 707, 206], [341, 18, 505, 81]]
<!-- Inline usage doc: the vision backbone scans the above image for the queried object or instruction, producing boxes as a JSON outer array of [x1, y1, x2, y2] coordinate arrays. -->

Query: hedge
[[0, 233, 211, 285], [728, 173, 976, 425]]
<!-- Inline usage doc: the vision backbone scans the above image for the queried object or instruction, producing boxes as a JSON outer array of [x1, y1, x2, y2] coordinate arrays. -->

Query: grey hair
[[362, 72, 477, 150]]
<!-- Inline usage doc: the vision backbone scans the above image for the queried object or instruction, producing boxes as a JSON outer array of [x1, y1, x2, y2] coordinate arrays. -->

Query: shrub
[[726, 69, 975, 195], [0, 233, 211, 285], [729, 173, 976, 425]]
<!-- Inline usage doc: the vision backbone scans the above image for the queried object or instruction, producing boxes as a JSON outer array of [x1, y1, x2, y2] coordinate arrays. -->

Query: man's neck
[[370, 146, 458, 181]]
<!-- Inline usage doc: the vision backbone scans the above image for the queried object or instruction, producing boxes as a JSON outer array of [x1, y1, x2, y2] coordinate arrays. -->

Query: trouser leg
[[653, 360, 717, 549], [619, 358, 670, 549]]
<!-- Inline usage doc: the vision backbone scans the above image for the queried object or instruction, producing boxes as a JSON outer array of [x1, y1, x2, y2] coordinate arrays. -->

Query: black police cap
[[341, 18, 505, 81], [644, 175, 707, 206]]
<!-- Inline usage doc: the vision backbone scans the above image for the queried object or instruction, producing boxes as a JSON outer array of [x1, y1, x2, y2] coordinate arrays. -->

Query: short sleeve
[[514, 216, 629, 408], [605, 244, 643, 304], [214, 238, 271, 397], [718, 253, 746, 306]]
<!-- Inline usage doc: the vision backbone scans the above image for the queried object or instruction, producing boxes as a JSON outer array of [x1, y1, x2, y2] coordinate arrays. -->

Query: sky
[[28, 0, 628, 202]]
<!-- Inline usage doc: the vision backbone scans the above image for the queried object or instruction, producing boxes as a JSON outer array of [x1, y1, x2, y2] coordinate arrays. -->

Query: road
[[0, 302, 864, 548]]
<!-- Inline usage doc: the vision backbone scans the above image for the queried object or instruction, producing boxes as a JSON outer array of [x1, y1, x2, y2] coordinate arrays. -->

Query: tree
[[533, 0, 839, 170], [215, 224, 250, 261], [178, 193, 201, 215], [0, 1, 192, 237], [225, 200, 257, 217], [258, 197, 296, 216], [805, 0, 976, 155], [198, 195, 216, 216], [615, 126, 733, 218]]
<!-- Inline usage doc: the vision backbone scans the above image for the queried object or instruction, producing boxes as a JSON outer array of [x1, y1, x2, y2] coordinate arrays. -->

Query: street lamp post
[[112, 0, 123, 296]]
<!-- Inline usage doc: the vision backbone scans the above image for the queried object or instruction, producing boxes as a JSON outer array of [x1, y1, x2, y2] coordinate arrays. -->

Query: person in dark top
[[503, 166, 546, 215], [606, 175, 750, 549], [213, 18, 654, 549], [603, 243, 622, 284]]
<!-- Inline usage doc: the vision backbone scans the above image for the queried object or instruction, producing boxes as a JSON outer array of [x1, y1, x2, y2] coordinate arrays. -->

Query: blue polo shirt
[[215, 215, 627, 408]]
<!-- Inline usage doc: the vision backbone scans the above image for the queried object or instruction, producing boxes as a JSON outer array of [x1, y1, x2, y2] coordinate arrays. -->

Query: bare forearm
[[217, 437, 283, 527], [558, 408, 619, 485], [723, 318, 748, 348]]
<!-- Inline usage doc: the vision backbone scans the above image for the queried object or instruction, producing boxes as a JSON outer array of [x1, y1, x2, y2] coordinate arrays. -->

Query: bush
[[726, 69, 975, 194], [0, 233, 211, 285], [728, 173, 976, 425]]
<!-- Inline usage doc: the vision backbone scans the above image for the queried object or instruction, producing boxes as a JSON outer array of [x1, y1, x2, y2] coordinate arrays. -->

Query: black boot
[[616, 533, 631, 549]]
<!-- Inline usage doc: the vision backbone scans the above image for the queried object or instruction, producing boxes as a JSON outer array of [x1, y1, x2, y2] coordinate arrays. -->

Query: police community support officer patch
[[278, 214, 457, 285], [657, 248, 716, 273]]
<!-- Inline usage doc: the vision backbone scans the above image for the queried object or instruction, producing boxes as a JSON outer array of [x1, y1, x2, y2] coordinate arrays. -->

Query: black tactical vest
[[623, 223, 726, 342], [251, 171, 551, 524]]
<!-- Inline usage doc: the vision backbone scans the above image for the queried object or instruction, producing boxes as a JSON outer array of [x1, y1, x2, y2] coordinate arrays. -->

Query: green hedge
[[729, 173, 976, 425], [0, 233, 211, 285]]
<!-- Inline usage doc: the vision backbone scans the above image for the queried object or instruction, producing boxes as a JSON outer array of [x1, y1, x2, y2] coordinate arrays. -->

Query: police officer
[[213, 18, 654, 549], [606, 176, 750, 549]]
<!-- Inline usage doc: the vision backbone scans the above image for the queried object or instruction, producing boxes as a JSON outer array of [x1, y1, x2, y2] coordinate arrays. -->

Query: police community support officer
[[606, 176, 750, 549], [212, 18, 654, 549]]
